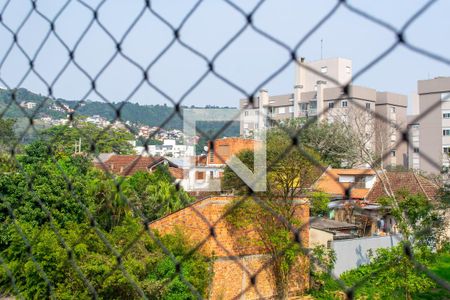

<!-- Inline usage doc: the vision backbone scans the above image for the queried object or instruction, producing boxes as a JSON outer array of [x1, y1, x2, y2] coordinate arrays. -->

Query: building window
[[328, 102, 334, 109], [321, 66, 327, 73], [412, 124, 419, 129], [278, 107, 285, 114], [413, 147, 419, 153], [289, 106, 294, 113], [196, 171, 205, 180], [346, 66, 351, 74], [244, 110, 249, 116], [391, 106, 396, 113], [310, 101, 317, 109], [443, 112, 450, 119], [341, 100, 348, 108], [366, 103, 371, 110], [441, 93, 450, 101], [391, 150, 396, 157], [444, 146, 450, 154], [443, 129, 450, 136], [301, 103, 308, 111]]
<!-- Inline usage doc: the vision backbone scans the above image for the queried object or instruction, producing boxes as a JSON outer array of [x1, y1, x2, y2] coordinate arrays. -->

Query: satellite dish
[[203, 146, 208, 152]]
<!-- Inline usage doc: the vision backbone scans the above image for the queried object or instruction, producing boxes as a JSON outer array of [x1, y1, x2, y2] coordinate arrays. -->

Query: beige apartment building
[[408, 77, 450, 174], [240, 57, 408, 168]]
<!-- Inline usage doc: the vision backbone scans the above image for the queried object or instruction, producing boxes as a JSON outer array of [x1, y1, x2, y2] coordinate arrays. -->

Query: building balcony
[[299, 109, 317, 117]]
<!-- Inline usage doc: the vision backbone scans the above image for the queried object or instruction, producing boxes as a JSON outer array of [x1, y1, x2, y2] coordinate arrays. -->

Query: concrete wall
[[309, 228, 334, 248], [331, 235, 401, 276]]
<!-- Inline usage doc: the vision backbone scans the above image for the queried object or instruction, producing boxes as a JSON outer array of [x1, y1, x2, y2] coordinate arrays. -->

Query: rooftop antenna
[[320, 39, 323, 60]]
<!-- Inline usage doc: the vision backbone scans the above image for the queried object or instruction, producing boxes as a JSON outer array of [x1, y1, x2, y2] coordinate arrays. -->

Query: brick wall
[[207, 138, 262, 165], [150, 196, 310, 299]]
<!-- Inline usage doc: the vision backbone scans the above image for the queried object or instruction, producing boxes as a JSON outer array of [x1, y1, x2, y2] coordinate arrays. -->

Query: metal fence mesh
[[0, 0, 449, 299]]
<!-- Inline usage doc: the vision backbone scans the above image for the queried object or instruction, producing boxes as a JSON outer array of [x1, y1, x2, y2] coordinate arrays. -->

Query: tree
[[0, 137, 210, 299], [124, 167, 193, 222], [309, 191, 331, 217], [281, 118, 359, 168], [0, 118, 16, 151], [340, 245, 437, 300], [378, 190, 448, 249], [0, 218, 212, 299], [41, 123, 135, 155], [223, 128, 323, 299]]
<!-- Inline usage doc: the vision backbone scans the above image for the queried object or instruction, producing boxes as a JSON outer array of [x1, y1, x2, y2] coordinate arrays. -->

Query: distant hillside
[[0, 88, 240, 136]]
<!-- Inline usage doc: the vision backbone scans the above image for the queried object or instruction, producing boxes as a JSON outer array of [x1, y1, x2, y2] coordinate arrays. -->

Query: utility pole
[[320, 39, 323, 60]]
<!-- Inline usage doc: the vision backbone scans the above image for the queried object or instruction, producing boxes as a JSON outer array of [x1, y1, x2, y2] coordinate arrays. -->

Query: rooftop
[[93, 155, 179, 176], [309, 217, 358, 231]]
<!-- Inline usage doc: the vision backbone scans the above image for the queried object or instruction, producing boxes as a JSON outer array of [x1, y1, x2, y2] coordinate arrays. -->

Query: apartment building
[[408, 77, 450, 174], [375, 92, 408, 168], [240, 57, 408, 168], [134, 139, 195, 158]]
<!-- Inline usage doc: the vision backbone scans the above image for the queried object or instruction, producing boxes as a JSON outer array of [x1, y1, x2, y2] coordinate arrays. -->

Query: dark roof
[[366, 171, 438, 203], [309, 217, 358, 231], [94, 155, 179, 176]]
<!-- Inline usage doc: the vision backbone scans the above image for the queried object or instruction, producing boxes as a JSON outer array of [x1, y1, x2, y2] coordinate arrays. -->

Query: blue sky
[[0, 0, 449, 110]]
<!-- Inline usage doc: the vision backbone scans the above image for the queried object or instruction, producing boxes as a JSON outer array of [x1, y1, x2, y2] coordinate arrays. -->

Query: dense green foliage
[[0, 134, 210, 299], [0, 118, 16, 148], [307, 246, 450, 300], [41, 123, 135, 155], [340, 245, 436, 299], [0, 219, 212, 299], [280, 118, 359, 168], [309, 191, 331, 217], [378, 190, 447, 249]]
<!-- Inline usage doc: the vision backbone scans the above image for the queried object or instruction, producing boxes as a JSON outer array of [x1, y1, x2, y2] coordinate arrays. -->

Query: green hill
[[0, 88, 240, 142]]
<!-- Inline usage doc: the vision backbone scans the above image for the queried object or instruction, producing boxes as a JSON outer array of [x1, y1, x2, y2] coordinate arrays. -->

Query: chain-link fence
[[0, 0, 449, 299]]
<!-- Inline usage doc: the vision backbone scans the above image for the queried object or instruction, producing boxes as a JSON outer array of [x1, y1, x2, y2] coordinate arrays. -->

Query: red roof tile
[[366, 171, 438, 203], [314, 168, 372, 199], [94, 155, 177, 176], [169, 167, 184, 179]]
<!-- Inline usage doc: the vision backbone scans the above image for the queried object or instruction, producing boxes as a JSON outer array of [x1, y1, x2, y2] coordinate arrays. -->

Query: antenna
[[320, 39, 323, 60]]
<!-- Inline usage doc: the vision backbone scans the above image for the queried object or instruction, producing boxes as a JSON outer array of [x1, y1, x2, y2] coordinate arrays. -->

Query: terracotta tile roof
[[169, 167, 184, 179], [314, 168, 372, 199], [332, 169, 376, 175], [94, 155, 178, 176], [366, 171, 439, 203]]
